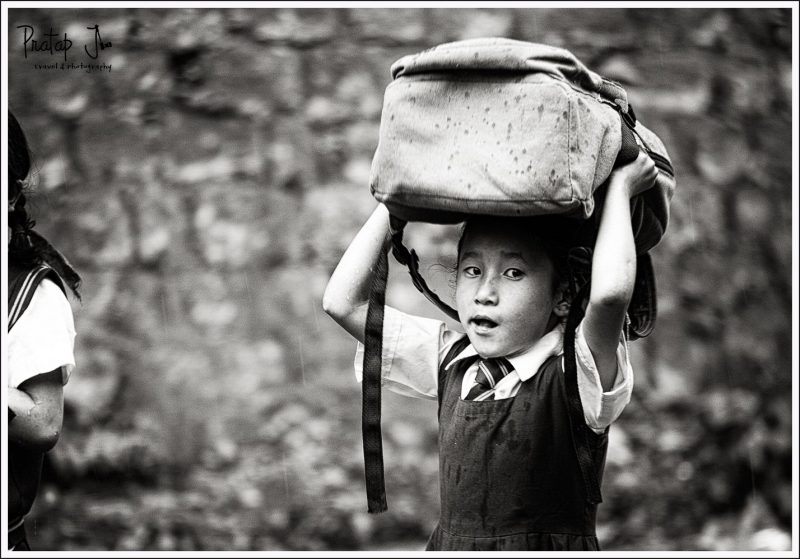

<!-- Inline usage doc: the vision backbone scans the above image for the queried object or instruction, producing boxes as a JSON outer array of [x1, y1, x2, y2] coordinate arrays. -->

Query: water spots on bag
[[464, 91, 471, 99]]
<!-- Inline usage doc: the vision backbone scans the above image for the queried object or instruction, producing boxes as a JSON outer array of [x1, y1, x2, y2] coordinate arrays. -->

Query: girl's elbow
[[24, 424, 61, 452], [322, 291, 349, 322], [38, 428, 61, 452], [590, 288, 632, 311], [34, 408, 64, 451]]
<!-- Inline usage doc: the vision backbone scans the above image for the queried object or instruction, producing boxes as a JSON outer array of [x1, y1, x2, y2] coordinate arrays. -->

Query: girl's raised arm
[[323, 204, 391, 343], [583, 152, 657, 391]]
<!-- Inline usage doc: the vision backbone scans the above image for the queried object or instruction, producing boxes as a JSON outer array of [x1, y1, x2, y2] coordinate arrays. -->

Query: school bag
[[7, 263, 68, 526], [360, 38, 676, 513]]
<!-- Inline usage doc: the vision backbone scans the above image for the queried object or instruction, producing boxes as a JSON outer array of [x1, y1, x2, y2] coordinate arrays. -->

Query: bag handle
[[389, 215, 460, 322]]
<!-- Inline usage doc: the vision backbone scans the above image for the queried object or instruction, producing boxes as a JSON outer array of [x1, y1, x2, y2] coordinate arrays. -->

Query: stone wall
[[6, 7, 793, 551]]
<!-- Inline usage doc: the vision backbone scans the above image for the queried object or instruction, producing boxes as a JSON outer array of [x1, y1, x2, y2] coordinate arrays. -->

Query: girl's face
[[456, 220, 559, 359]]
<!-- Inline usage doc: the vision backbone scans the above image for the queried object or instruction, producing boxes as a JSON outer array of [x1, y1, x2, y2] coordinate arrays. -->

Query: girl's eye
[[463, 266, 481, 278], [504, 268, 524, 280]]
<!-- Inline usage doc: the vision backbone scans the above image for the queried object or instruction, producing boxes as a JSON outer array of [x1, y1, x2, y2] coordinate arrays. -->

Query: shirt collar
[[445, 323, 566, 382]]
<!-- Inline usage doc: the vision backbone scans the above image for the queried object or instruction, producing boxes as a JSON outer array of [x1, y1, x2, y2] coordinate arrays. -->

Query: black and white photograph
[[2, 2, 797, 554]]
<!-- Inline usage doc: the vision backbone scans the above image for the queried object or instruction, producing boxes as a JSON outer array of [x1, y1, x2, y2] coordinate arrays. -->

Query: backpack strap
[[562, 281, 603, 504], [361, 234, 390, 513], [360, 217, 461, 514], [8, 264, 66, 332], [609, 98, 675, 179], [388, 216, 459, 322]]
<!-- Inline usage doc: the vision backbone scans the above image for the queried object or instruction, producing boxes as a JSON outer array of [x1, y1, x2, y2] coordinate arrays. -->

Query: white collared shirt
[[355, 306, 633, 434], [8, 278, 76, 389]]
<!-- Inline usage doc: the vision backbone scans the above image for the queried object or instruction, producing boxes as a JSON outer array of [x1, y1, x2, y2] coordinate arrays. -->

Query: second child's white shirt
[[8, 279, 76, 389]]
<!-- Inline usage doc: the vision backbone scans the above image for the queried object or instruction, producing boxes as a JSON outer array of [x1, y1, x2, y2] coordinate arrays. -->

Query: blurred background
[[5, 6, 794, 552]]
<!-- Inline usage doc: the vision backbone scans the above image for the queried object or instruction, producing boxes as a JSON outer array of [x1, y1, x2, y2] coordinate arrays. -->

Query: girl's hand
[[608, 151, 658, 199]]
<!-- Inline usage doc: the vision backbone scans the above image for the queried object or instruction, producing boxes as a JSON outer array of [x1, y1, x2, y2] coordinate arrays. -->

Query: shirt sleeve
[[8, 278, 76, 388], [354, 306, 450, 400], [574, 321, 633, 433]]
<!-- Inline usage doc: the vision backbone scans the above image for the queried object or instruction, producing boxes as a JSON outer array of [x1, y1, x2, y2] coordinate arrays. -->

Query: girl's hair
[[455, 216, 574, 293], [9, 111, 82, 299]]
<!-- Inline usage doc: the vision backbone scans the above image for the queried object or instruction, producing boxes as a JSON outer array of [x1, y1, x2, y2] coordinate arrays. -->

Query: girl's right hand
[[608, 151, 658, 199]]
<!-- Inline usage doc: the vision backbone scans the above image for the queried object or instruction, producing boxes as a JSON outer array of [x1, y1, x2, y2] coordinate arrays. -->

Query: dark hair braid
[[8, 111, 82, 299]]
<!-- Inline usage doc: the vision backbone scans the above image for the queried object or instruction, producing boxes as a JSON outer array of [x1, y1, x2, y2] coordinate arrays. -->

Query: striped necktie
[[465, 357, 514, 401]]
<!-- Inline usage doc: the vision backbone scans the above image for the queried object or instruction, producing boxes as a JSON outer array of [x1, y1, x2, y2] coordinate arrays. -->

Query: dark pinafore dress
[[425, 336, 609, 551]]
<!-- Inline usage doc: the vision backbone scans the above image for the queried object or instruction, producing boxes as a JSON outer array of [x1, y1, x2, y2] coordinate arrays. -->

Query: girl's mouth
[[470, 317, 498, 333]]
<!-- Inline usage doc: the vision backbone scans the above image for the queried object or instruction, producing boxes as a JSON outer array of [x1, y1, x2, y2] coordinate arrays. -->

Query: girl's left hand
[[608, 151, 658, 199]]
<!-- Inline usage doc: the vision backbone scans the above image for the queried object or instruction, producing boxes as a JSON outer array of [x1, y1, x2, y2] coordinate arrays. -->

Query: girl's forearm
[[590, 182, 637, 309], [584, 181, 637, 392], [583, 153, 656, 391], [323, 204, 391, 341], [8, 384, 63, 452]]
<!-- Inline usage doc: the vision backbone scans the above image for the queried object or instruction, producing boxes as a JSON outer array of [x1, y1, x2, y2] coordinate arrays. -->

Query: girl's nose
[[474, 276, 498, 305]]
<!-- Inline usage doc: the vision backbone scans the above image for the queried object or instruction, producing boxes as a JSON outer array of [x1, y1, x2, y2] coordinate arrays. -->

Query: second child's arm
[[583, 152, 657, 391], [323, 204, 391, 343], [8, 370, 65, 452]]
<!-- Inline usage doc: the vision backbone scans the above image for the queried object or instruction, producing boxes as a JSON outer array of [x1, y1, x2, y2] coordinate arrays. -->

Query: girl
[[7, 111, 81, 551], [323, 152, 657, 551]]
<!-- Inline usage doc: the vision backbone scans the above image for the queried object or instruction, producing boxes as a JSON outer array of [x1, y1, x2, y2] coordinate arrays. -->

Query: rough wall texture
[[6, 7, 793, 551]]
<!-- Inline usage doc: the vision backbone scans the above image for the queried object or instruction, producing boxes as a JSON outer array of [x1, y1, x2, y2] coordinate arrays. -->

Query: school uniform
[[354, 306, 633, 551], [8, 265, 76, 551]]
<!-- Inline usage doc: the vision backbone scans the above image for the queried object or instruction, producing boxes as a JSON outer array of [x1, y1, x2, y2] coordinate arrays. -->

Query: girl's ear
[[552, 282, 571, 318]]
